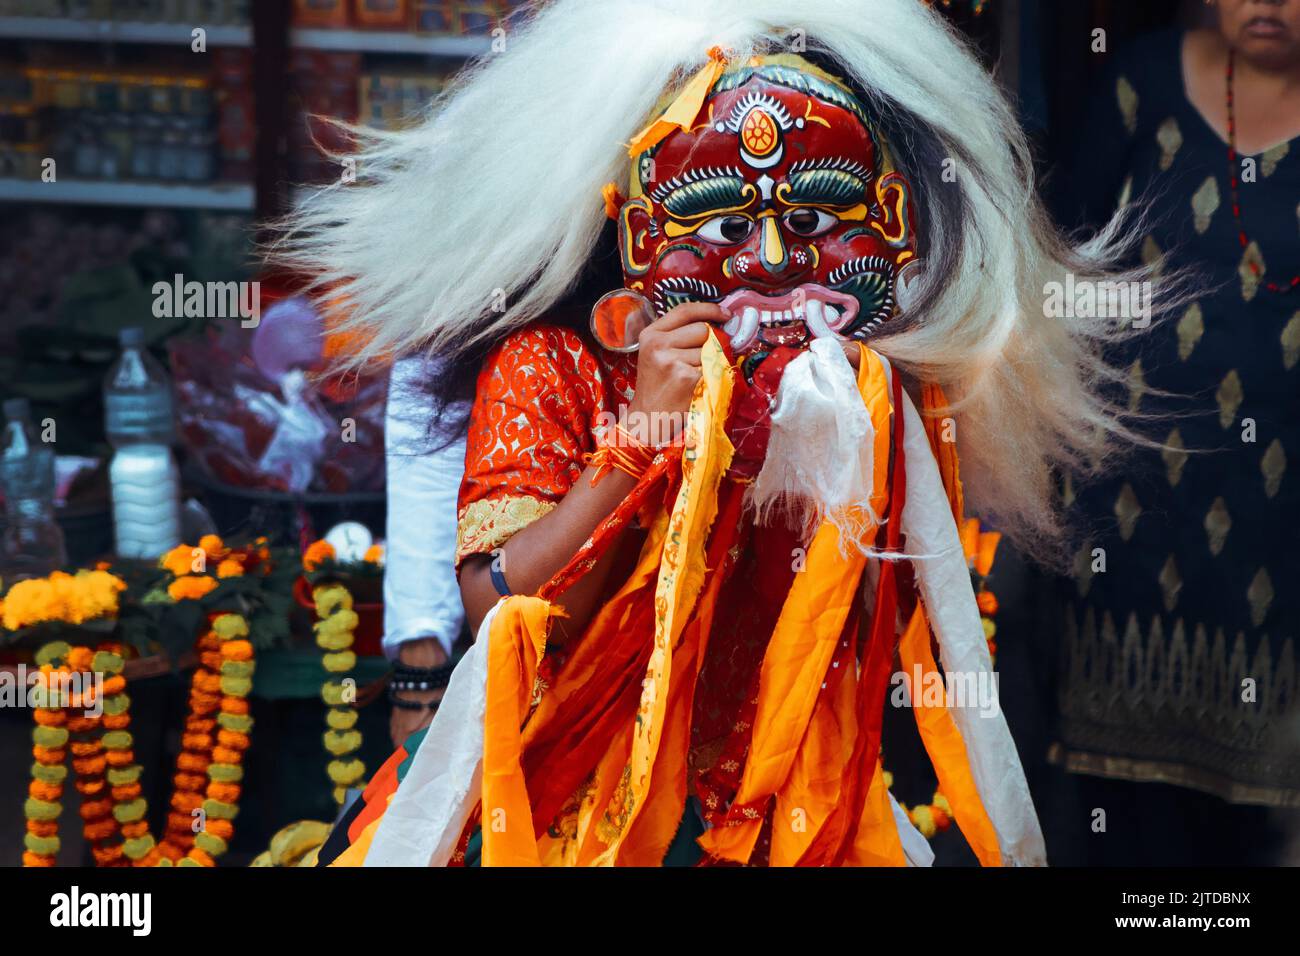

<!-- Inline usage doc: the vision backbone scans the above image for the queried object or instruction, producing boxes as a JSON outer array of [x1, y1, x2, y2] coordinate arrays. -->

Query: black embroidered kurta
[[1053, 28, 1300, 806]]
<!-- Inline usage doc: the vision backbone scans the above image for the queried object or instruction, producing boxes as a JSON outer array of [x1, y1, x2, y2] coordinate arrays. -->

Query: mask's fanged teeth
[[729, 306, 760, 350], [804, 299, 835, 339]]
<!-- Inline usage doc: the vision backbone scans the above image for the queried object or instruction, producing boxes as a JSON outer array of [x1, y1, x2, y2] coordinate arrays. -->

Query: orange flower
[[91, 843, 124, 865], [212, 746, 242, 765], [176, 753, 210, 774], [184, 717, 217, 735], [302, 539, 336, 572], [33, 746, 65, 765], [28, 781, 61, 801], [22, 851, 55, 867], [101, 675, 126, 696], [111, 783, 142, 802], [181, 733, 214, 751], [33, 709, 66, 727], [216, 729, 250, 751], [72, 756, 107, 776], [363, 543, 385, 564], [208, 782, 241, 804], [83, 818, 117, 842], [168, 575, 218, 602], [65, 647, 94, 671], [170, 791, 203, 813], [221, 640, 254, 662], [216, 558, 244, 579], [204, 818, 235, 841], [188, 692, 221, 715], [194, 673, 222, 695], [175, 772, 207, 792], [78, 798, 113, 821], [160, 543, 197, 577], [199, 534, 228, 560], [976, 590, 999, 616], [220, 697, 250, 716], [165, 813, 195, 836], [120, 820, 149, 839], [74, 777, 106, 796]]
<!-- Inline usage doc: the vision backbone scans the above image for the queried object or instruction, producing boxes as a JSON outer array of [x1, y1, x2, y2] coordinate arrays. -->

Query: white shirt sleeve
[[382, 357, 468, 660]]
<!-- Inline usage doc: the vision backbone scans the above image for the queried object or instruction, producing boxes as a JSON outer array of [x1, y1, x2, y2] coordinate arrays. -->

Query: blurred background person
[[382, 358, 466, 748], [1045, 0, 1300, 863]]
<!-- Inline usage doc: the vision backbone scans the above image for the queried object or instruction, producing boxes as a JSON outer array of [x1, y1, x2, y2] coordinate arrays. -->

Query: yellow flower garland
[[313, 585, 365, 805]]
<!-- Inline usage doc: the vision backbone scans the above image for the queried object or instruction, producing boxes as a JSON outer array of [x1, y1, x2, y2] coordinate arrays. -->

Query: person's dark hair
[[418, 219, 625, 451]]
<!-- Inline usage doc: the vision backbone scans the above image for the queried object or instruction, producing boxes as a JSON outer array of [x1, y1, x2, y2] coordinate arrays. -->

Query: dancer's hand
[[626, 302, 728, 433]]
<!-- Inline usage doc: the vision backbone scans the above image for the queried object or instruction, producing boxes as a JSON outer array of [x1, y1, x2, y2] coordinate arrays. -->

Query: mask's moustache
[[746, 338, 879, 550]]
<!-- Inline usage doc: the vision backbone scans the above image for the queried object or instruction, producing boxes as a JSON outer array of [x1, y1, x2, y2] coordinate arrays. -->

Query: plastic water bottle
[[0, 398, 68, 580], [105, 327, 182, 560]]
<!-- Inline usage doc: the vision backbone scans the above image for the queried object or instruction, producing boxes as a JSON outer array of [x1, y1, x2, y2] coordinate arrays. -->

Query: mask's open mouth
[[718, 284, 860, 352]]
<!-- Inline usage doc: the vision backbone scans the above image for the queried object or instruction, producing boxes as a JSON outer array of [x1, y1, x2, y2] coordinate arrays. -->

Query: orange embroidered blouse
[[455, 324, 636, 566]]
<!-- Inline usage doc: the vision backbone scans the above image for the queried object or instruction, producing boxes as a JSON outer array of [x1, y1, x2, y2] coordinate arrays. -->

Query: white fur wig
[[270, 0, 1182, 565]]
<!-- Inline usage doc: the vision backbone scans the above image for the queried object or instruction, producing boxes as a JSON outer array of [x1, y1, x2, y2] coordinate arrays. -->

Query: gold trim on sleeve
[[457, 495, 558, 565]]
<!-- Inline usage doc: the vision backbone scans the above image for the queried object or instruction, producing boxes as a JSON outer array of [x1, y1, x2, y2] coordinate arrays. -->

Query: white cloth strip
[[889, 791, 936, 867], [364, 600, 499, 866], [897, 388, 1047, 866]]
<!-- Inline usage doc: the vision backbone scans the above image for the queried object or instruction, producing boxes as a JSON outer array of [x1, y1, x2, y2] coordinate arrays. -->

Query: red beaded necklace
[[1225, 48, 1299, 294]]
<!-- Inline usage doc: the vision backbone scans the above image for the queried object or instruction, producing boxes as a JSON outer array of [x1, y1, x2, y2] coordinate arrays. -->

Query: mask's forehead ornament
[[721, 90, 795, 169]]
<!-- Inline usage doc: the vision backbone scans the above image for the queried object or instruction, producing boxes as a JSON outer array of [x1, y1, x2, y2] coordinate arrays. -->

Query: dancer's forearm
[[459, 464, 637, 633]]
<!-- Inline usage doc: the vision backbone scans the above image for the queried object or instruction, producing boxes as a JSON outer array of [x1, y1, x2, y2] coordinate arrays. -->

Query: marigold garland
[[22, 642, 128, 866], [25, 613, 257, 868], [313, 585, 365, 804], [180, 612, 255, 866], [23, 645, 71, 866]]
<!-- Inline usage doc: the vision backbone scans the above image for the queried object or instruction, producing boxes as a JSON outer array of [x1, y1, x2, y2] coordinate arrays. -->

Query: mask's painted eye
[[697, 215, 755, 244], [783, 208, 838, 237]]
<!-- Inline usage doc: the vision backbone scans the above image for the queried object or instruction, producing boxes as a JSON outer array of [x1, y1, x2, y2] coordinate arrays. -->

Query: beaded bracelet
[[391, 660, 456, 693]]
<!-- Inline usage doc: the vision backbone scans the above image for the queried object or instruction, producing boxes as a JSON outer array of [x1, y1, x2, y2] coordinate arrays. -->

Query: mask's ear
[[618, 197, 656, 276], [868, 171, 914, 250]]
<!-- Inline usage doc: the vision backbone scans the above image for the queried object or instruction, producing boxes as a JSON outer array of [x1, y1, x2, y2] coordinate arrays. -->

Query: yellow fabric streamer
[[896, 604, 1002, 866], [591, 329, 734, 864], [627, 47, 729, 158], [843, 760, 909, 866], [480, 595, 558, 867]]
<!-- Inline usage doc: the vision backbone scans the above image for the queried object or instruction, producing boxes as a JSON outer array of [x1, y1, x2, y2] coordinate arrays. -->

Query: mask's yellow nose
[[757, 211, 788, 273]]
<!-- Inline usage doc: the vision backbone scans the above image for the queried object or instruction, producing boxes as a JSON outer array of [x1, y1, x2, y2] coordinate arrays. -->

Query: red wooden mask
[[618, 63, 918, 354]]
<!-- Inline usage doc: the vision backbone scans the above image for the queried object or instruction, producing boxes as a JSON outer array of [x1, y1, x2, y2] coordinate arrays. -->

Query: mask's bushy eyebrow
[[783, 157, 872, 206], [660, 175, 751, 219]]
